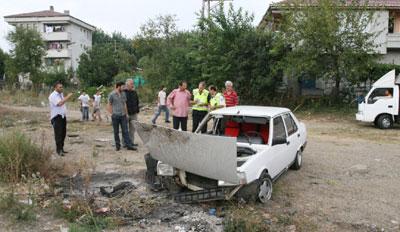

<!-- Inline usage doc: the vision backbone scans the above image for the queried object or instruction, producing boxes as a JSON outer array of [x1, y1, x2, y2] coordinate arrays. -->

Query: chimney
[[64, 10, 70, 15], [50, 6, 54, 11]]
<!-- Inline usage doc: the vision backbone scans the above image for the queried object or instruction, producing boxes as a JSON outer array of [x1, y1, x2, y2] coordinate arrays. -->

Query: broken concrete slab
[[135, 122, 239, 184]]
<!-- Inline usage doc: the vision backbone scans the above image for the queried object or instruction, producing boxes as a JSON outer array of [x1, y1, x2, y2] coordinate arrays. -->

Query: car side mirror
[[272, 136, 287, 146]]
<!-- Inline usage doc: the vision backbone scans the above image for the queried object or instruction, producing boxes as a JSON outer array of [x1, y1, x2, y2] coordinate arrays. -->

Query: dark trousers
[[51, 115, 67, 153], [112, 114, 132, 148], [192, 110, 208, 133], [173, 116, 188, 131]]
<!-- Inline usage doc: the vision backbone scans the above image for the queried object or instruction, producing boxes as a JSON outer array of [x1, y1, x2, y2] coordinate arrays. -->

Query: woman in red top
[[223, 81, 238, 107]]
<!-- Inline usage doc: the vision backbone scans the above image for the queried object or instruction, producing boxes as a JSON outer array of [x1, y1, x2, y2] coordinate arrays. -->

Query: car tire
[[290, 150, 302, 170], [377, 114, 393, 129], [257, 172, 273, 203]]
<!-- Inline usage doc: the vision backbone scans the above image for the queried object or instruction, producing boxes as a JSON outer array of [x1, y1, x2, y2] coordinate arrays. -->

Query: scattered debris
[[67, 133, 79, 138], [100, 181, 136, 198]]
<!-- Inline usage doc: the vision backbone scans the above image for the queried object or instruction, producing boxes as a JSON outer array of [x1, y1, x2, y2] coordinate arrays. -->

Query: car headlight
[[156, 162, 176, 176], [237, 172, 247, 185]]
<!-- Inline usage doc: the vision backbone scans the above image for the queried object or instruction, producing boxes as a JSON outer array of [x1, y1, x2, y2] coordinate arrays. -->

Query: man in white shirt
[[92, 90, 102, 122], [48, 82, 73, 156], [151, 86, 170, 124], [78, 90, 90, 121]]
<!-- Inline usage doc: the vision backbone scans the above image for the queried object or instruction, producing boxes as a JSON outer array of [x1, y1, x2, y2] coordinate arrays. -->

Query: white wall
[[380, 50, 400, 65], [368, 11, 389, 54], [67, 23, 92, 71]]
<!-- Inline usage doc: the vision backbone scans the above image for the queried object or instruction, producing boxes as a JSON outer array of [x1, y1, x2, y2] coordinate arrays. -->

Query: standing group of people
[[106, 79, 140, 151], [49, 79, 140, 156], [77, 90, 103, 122], [48, 79, 238, 156], [152, 80, 238, 132]]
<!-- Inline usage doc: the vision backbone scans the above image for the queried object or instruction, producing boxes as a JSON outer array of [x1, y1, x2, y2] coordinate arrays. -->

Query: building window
[[389, 11, 400, 33], [45, 58, 64, 66], [44, 24, 65, 33], [48, 42, 63, 50]]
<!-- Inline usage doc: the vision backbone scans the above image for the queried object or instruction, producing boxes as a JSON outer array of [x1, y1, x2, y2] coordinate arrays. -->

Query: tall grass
[[0, 131, 51, 183]]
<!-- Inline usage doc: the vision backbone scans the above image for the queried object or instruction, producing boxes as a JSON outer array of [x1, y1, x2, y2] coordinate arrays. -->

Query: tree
[[93, 29, 137, 58], [0, 48, 6, 78], [134, 5, 286, 105], [133, 15, 195, 91], [281, 0, 379, 101], [77, 43, 136, 87], [7, 26, 46, 84], [77, 30, 137, 87], [191, 2, 285, 104]]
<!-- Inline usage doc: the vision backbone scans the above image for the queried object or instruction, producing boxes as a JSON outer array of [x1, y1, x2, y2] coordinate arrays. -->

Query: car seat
[[224, 120, 240, 137], [259, 124, 269, 144]]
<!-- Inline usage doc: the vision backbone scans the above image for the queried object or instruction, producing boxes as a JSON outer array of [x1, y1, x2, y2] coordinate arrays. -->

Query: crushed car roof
[[210, 106, 291, 117]]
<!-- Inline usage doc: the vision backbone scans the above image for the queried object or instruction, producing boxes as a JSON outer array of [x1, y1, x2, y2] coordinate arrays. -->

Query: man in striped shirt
[[223, 81, 238, 107]]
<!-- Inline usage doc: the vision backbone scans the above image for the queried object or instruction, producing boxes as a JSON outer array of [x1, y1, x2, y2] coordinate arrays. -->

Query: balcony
[[42, 32, 71, 41], [387, 33, 400, 49], [45, 49, 71, 58]]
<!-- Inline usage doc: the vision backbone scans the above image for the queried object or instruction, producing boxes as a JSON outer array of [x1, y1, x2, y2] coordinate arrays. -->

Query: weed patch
[[0, 131, 51, 183], [223, 205, 270, 232], [52, 197, 115, 231], [0, 192, 36, 222]]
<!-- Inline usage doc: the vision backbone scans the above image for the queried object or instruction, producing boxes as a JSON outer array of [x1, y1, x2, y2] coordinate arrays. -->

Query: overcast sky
[[0, 0, 276, 52]]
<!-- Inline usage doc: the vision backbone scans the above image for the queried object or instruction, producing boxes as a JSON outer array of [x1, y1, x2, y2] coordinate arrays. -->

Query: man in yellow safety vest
[[191, 81, 210, 133], [208, 85, 225, 111]]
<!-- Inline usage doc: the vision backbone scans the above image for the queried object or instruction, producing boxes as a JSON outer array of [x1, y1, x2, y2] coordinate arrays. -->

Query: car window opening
[[206, 115, 270, 145]]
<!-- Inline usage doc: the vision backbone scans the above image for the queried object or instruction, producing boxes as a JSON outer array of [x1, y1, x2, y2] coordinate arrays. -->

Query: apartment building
[[4, 6, 95, 71]]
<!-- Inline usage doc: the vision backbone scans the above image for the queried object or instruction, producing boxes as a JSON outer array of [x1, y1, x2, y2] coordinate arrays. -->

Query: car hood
[[134, 122, 240, 184]]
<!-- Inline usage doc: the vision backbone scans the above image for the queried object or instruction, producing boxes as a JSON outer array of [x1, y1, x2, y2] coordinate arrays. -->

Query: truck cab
[[356, 70, 400, 129]]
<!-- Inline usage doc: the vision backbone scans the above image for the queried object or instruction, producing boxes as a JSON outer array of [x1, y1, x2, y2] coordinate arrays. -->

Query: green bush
[[0, 131, 51, 183], [42, 70, 69, 87], [0, 192, 36, 222], [52, 198, 115, 232]]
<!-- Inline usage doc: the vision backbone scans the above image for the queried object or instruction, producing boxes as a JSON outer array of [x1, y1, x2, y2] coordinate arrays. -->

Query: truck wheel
[[257, 172, 273, 203], [290, 150, 302, 170], [377, 115, 393, 129]]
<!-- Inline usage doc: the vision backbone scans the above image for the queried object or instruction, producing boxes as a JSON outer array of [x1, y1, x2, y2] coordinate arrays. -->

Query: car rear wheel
[[290, 150, 302, 170], [257, 173, 273, 203], [377, 114, 393, 129]]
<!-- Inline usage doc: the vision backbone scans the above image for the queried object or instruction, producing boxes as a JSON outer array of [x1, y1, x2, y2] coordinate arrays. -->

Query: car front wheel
[[258, 173, 273, 203]]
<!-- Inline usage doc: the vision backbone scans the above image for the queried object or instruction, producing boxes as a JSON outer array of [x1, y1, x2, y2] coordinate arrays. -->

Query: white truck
[[356, 70, 400, 129]]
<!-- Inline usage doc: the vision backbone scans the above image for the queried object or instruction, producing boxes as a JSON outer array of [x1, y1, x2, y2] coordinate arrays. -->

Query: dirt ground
[[0, 103, 399, 232]]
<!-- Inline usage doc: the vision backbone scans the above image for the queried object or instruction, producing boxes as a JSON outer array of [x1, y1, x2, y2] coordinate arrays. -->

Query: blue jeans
[[112, 115, 132, 148], [82, 107, 89, 121], [151, 105, 169, 124]]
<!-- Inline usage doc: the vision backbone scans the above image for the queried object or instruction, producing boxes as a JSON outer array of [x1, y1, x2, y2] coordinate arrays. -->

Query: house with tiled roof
[[4, 6, 95, 71], [259, 0, 400, 94]]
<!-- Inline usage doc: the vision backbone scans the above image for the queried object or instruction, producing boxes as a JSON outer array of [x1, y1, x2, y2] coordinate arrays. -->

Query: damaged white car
[[136, 106, 307, 203]]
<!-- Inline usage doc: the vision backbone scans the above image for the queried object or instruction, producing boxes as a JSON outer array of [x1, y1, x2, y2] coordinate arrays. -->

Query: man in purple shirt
[[167, 81, 191, 131]]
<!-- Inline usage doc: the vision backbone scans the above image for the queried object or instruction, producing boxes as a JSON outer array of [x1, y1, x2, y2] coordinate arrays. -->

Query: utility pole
[[201, 0, 233, 19]]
